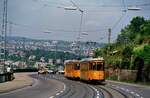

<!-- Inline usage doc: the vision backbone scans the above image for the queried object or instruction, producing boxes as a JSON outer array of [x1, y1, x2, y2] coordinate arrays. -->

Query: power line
[[111, 0, 127, 31], [7, 21, 107, 33], [75, 2, 150, 8], [111, 12, 127, 31]]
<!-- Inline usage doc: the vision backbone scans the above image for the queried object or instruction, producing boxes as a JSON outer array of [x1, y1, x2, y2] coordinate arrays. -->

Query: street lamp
[[81, 32, 88, 36]]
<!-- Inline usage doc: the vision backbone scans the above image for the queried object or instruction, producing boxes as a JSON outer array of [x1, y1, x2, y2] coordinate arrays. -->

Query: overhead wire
[[7, 21, 107, 34], [111, 0, 127, 31]]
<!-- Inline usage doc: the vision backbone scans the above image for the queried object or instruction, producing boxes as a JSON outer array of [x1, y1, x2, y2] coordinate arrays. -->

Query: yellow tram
[[80, 57, 105, 81], [64, 60, 80, 79], [64, 57, 105, 82]]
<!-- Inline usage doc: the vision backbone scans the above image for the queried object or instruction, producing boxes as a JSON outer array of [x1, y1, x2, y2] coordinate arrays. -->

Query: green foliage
[[134, 45, 150, 65], [26, 48, 79, 62], [8, 55, 24, 61], [122, 46, 133, 58], [140, 20, 150, 35], [94, 48, 103, 57], [94, 16, 149, 71], [116, 16, 148, 45], [46, 64, 56, 69], [121, 58, 130, 69], [143, 45, 150, 64], [117, 26, 131, 44], [129, 16, 145, 33]]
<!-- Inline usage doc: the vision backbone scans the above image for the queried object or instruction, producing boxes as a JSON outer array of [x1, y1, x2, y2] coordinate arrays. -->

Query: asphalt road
[[106, 81, 150, 98], [0, 73, 149, 98], [0, 74, 64, 98]]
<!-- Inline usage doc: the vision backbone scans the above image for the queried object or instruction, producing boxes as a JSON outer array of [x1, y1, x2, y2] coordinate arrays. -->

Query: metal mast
[[0, 0, 8, 73]]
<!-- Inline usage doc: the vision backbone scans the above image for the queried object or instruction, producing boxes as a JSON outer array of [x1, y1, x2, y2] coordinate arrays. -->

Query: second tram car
[[80, 57, 105, 81]]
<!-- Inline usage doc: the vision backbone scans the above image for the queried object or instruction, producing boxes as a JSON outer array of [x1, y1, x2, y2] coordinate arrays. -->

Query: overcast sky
[[0, 0, 150, 43]]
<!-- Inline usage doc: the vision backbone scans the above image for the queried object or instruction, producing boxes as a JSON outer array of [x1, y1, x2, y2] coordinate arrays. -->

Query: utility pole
[[22, 37, 26, 63], [108, 28, 111, 45], [70, 0, 84, 59], [107, 28, 111, 56], [8, 21, 13, 37], [0, 0, 8, 73]]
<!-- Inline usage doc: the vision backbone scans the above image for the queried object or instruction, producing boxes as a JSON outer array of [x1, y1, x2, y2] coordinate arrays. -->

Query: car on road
[[47, 70, 55, 74], [58, 70, 65, 74], [38, 68, 48, 74]]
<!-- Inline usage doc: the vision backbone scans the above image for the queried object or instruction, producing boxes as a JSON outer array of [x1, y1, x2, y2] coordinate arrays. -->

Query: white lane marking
[[135, 93, 140, 97], [55, 82, 66, 96], [111, 85, 115, 86], [48, 79, 66, 98], [126, 89, 129, 92], [121, 87, 125, 90], [49, 96, 54, 98], [115, 86, 119, 88], [63, 83, 66, 91], [109, 84, 144, 98], [56, 93, 60, 96], [89, 85, 101, 98]]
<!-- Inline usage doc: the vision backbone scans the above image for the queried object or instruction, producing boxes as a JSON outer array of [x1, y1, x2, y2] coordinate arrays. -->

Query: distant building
[[34, 62, 47, 69], [56, 59, 61, 64], [48, 59, 53, 65], [40, 57, 45, 62], [29, 55, 36, 60], [13, 61, 27, 69], [5, 60, 13, 66]]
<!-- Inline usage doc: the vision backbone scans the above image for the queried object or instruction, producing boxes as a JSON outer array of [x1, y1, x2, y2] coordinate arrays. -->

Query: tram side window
[[89, 63, 93, 70], [75, 64, 80, 70], [77, 64, 80, 70], [93, 63, 97, 70]]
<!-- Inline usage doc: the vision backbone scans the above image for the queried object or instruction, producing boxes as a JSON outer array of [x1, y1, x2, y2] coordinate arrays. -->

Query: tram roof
[[64, 60, 79, 64], [81, 57, 104, 62]]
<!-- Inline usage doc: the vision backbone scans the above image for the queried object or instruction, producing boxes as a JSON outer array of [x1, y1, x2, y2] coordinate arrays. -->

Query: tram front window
[[75, 64, 80, 70], [93, 63, 97, 70], [97, 63, 103, 71], [91, 63, 103, 71]]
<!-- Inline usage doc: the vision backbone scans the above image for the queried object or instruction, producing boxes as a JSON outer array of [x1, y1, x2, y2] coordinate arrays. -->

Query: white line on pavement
[[56, 93, 60, 96], [49, 96, 54, 98]]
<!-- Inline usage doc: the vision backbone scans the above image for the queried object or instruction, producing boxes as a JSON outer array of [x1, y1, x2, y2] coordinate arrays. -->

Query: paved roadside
[[0, 73, 34, 93], [106, 80, 150, 89], [106, 80, 150, 98]]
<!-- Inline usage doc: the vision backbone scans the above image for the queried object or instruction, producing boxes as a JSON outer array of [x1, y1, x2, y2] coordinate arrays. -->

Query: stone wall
[[105, 69, 137, 81]]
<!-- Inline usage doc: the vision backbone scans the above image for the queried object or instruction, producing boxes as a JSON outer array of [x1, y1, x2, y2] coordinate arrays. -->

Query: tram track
[[91, 83, 132, 98], [94, 85, 113, 98], [45, 74, 136, 98], [58, 80, 96, 98], [105, 85, 131, 98], [48, 75, 96, 98]]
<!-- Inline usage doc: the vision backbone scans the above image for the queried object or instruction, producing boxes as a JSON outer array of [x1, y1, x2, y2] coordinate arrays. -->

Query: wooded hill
[[94, 16, 150, 82]]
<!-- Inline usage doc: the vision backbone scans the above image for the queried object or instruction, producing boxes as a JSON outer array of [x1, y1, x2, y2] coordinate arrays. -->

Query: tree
[[133, 45, 150, 81], [122, 46, 133, 58], [129, 16, 145, 33], [94, 49, 103, 57], [140, 20, 150, 35]]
